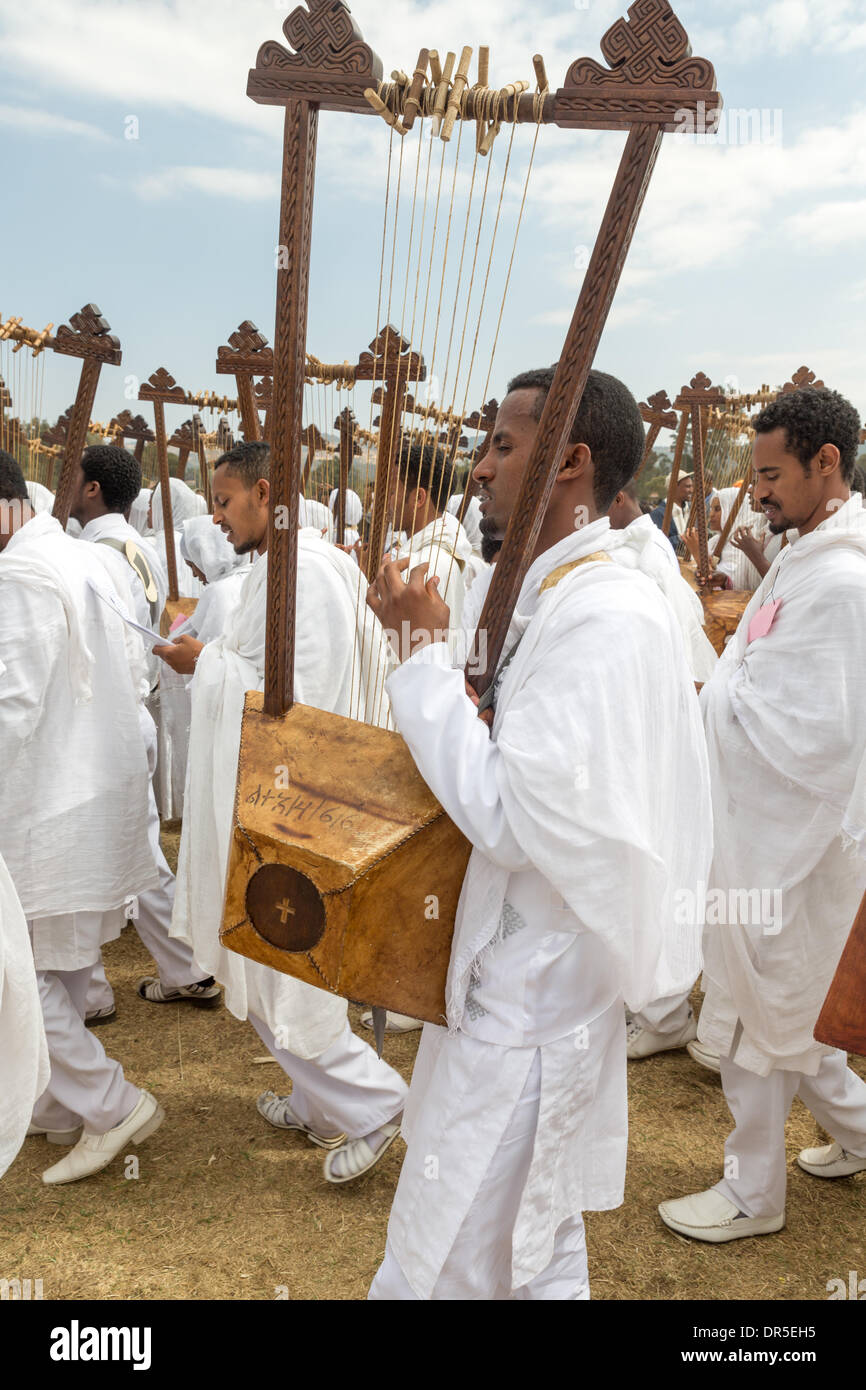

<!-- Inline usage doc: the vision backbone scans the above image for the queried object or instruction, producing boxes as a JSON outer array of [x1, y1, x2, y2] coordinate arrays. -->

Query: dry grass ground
[[3, 829, 864, 1301]]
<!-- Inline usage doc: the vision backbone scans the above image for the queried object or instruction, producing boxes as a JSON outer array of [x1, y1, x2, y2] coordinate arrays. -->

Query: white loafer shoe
[[686, 1039, 722, 1074], [27, 1123, 83, 1146], [323, 1121, 402, 1184], [659, 1188, 785, 1243], [797, 1141, 866, 1178], [41, 1089, 164, 1185]]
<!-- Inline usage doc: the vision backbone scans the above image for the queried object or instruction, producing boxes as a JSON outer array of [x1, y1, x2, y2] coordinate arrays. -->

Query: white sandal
[[256, 1091, 346, 1150], [323, 1121, 402, 1184]]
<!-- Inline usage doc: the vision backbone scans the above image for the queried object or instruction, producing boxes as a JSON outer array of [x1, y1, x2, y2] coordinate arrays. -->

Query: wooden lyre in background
[[1, 305, 122, 523], [219, 0, 722, 1023]]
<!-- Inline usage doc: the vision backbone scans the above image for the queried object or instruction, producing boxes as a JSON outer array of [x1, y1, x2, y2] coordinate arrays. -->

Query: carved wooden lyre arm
[[219, 0, 722, 1023]]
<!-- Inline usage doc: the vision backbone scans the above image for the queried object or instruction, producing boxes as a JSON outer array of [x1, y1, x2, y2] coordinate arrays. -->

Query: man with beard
[[660, 388, 866, 1243], [362, 368, 711, 1298]]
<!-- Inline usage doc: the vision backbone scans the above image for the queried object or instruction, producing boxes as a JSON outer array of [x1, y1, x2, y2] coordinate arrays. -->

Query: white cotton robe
[[698, 492, 866, 1076], [382, 514, 712, 1295], [0, 514, 157, 961], [328, 487, 363, 550], [0, 804, 49, 1179], [391, 510, 473, 626], [712, 487, 765, 590], [620, 515, 718, 681], [171, 533, 394, 1058], [158, 520, 253, 816], [25, 481, 55, 516], [299, 494, 335, 540]]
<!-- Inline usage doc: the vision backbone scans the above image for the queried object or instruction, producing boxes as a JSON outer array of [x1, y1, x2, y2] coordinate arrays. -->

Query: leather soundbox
[[219, 693, 472, 1024]]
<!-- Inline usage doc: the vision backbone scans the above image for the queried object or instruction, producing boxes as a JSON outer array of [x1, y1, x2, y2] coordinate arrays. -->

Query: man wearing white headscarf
[[149, 476, 208, 531], [128, 486, 153, 536], [299, 492, 334, 540], [157, 443, 407, 1183], [68, 446, 220, 1023], [365, 369, 711, 1299], [660, 388, 866, 1245], [329, 486, 363, 552], [0, 454, 164, 1184]]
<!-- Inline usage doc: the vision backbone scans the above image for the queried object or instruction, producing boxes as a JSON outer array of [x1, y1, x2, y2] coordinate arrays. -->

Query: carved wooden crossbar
[[248, 0, 721, 711], [8, 304, 124, 527], [635, 387, 677, 478]]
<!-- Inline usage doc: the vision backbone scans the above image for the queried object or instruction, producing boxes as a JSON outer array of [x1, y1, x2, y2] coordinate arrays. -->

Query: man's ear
[[558, 441, 591, 481], [410, 485, 426, 514], [257, 478, 270, 506], [816, 443, 841, 477]]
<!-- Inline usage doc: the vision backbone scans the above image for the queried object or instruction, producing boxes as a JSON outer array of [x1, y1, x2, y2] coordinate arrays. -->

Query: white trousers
[[632, 988, 693, 1035], [85, 788, 205, 1013], [369, 1053, 590, 1300], [249, 1014, 408, 1140], [32, 965, 140, 1133], [714, 1048, 866, 1217]]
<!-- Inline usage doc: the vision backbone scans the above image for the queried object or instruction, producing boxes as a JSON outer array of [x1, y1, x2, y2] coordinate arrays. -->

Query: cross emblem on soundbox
[[244, 863, 326, 954]]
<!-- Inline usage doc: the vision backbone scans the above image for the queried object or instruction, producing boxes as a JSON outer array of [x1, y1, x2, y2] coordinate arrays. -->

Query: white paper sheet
[[87, 577, 164, 647]]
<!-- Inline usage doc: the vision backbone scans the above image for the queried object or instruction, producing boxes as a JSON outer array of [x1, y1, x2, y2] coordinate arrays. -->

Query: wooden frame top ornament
[[243, 0, 721, 715], [216, 0, 723, 1027]]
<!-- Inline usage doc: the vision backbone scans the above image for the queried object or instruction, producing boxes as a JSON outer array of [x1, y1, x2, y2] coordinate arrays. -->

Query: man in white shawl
[[299, 492, 335, 540], [157, 442, 407, 1182], [328, 486, 363, 553], [149, 477, 207, 605], [128, 486, 153, 536], [389, 439, 473, 628], [711, 486, 765, 590], [607, 478, 718, 1060], [0, 455, 164, 1184], [69, 445, 220, 1021], [365, 368, 712, 1299], [157, 517, 253, 816], [660, 387, 866, 1245], [446, 491, 489, 593]]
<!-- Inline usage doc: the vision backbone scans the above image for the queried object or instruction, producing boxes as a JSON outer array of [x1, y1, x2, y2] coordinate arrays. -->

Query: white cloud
[[135, 165, 279, 201], [0, 101, 107, 140], [0, 0, 624, 136], [529, 107, 866, 290], [700, 0, 866, 58], [785, 198, 866, 248]]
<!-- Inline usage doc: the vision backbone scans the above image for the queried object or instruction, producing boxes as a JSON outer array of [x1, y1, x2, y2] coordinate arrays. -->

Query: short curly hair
[[214, 440, 270, 485], [81, 444, 142, 513], [753, 388, 861, 485], [0, 449, 29, 502], [506, 367, 645, 511]]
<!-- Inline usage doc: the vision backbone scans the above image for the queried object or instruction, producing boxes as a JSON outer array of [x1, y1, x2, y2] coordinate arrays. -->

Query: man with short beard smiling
[[660, 387, 866, 1245]]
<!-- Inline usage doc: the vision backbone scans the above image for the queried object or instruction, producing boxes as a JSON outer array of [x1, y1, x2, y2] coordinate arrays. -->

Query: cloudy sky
[[1, 0, 864, 448]]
